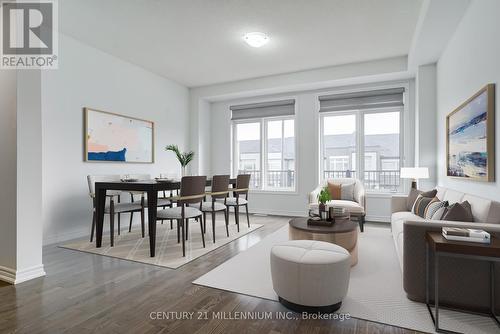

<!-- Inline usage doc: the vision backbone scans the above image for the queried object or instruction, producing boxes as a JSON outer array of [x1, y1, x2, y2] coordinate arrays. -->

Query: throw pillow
[[327, 182, 342, 200], [340, 183, 355, 201], [412, 195, 439, 218], [407, 188, 437, 211], [425, 200, 448, 220], [431, 206, 448, 220], [441, 201, 474, 222]]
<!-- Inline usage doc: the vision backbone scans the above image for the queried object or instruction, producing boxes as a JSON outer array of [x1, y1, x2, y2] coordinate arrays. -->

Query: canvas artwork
[[447, 84, 495, 181], [85, 108, 154, 163]]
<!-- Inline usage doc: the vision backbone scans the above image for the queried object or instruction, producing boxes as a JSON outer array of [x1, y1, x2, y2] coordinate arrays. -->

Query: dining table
[[94, 178, 237, 257]]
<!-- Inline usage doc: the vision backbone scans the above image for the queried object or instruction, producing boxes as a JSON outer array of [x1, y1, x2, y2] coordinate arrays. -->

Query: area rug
[[60, 219, 262, 269], [193, 225, 498, 334]]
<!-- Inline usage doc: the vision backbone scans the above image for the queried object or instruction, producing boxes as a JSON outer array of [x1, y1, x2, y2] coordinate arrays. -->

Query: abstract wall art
[[447, 84, 495, 181], [84, 108, 154, 163]]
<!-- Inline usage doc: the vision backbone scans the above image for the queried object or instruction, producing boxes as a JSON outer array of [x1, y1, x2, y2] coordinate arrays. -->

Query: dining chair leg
[[128, 212, 134, 232], [181, 219, 186, 257], [118, 214, 121, 236], [203, 212, 207, 234], [199, 216, 206, 248], [140, 208, 145, 238], [170, 220, 173, 229], [185, 219, 189, 241], [90, 210, 96, 242], [212, 211, 216, 243], [224, 208, 229, 237], [177, 219, 181, 243], [110, 213, 115, 247], [245, 204, 250, 228], [235, 206, 240, 232]]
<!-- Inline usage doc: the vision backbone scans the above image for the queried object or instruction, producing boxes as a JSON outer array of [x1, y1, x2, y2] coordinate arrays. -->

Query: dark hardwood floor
[[0, 216, 422, 334]]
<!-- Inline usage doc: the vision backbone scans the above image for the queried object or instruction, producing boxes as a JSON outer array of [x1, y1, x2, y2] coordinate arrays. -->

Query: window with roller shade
[[319, 88, 404, 193], [231, 100, 296, 191]]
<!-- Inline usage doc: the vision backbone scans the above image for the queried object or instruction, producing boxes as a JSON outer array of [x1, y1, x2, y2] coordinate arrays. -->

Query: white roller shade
[[230, 99, 295, 120], [319, 88, 404, 112]]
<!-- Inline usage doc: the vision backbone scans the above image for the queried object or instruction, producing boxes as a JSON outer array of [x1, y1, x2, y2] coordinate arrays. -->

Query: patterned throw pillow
[[424, 200, 448, 220], [412, 195, 439, 218], [431, 206, 448, 220]]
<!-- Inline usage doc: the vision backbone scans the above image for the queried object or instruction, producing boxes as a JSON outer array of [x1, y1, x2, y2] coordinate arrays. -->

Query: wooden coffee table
[[288, 217, 358, 266]]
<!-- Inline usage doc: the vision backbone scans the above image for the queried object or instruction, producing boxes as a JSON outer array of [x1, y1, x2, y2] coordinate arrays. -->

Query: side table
[[425, 231, 500, 333]]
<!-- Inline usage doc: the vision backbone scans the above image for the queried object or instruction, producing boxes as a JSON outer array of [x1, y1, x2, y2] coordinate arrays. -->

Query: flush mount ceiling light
[[243, 32, 269, 48]]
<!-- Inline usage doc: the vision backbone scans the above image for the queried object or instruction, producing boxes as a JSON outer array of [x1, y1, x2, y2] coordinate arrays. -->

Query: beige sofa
[[391, 186, 500, 312], [309, 178, 366, 231]]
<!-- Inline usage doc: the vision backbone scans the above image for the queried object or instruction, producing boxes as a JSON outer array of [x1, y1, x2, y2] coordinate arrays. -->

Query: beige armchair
[[308, 178, 366, 232]]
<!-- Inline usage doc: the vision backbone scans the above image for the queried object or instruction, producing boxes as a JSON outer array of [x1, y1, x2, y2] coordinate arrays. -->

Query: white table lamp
[[400, 167, 429, 189]]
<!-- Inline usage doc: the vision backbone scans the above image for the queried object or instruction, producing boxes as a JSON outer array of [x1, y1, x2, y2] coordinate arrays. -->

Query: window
[[233, 117, 296, 191], [235, 122, 261, 189], [319, 88, 404, 193], [321, 114, 357, 179]]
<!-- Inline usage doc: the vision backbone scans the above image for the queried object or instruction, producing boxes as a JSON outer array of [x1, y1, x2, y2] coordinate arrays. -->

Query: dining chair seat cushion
[[157, 206, 202, 219], [201, 201, 227, 212], [144, 198, 171, 207], [103, 202, 142, 213], [225, 197, 248, 206]]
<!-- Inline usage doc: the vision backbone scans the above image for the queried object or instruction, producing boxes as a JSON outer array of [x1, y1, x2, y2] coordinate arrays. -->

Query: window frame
[[232, 115, 298, 193], [319, 105, 405, 194]]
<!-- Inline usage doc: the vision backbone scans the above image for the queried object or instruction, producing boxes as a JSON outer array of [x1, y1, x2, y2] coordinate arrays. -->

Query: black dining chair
[[156, 176, 207, 257], [201, 175, 230, 243], [225, 174, 251, 232]]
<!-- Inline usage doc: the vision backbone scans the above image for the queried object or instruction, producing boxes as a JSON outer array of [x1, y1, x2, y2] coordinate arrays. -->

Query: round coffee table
[[288, 217, 358, 266]]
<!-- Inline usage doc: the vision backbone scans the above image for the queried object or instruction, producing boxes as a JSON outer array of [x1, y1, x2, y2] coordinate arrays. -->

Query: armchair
[[308, 178, 366, 232]]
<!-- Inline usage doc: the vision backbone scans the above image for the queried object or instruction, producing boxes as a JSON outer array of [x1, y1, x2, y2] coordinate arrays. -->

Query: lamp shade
[[400, 167, 429, 179]]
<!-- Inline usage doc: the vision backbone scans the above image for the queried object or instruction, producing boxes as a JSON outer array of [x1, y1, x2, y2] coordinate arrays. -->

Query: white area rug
[[194, 225, 498, 334], [61, 220, 262, 269]]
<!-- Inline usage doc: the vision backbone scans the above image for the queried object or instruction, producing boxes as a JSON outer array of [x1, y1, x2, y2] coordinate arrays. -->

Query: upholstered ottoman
[[270, 240, 350, 313]]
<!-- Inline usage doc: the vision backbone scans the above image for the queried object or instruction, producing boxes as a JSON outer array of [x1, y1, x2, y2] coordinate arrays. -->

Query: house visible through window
[[319, 88, 404, 193], [231, 100, 296, 191]]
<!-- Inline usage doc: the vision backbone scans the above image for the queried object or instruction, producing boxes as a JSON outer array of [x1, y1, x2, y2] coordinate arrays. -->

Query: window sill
[[365, 191, 407, 198], [249, 189, 299, 195]]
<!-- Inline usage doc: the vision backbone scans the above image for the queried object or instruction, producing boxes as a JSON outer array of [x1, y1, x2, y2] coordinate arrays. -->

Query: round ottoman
[[270, 240, 350, 313]]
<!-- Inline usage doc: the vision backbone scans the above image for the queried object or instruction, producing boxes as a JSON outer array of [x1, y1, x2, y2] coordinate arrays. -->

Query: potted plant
[[165, 145, 194, 177], [317, 186, 331, 215]]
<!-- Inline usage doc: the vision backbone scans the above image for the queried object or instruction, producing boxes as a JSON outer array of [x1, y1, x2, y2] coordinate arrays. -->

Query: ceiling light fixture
[[243, 32, 269, 48]]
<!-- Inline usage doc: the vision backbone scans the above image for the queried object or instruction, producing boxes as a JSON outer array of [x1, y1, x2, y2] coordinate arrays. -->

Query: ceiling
[[59, 0, 423, 87]]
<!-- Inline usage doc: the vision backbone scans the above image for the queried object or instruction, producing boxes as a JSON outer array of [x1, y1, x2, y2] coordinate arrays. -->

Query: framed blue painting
[[447, 84, 495, 181]]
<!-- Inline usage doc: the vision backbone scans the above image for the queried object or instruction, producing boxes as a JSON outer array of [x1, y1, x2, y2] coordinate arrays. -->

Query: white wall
[[0, 71, 18, 271], [415, 63, 437, 190], [209, 80, 415, 221], [436, 0, 500, 201], [41, 34, 190, 244]]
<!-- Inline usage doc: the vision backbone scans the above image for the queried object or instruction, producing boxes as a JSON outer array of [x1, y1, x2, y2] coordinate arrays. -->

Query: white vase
[[181, 166, 187, 177]]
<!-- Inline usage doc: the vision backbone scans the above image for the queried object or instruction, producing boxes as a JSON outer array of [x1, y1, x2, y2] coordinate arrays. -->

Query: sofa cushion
[[442, 201, 473, 222], [407, 188, 437, 211], [412, 195, 439, 218], [340, 182, 355, 201], [425, 200, 448, 220], [311, 200, 364, 214], [463, 194, 493, 223], [391, 211, 425, 224], [327, 182, 342, 200], [431, 206, 448, 220]]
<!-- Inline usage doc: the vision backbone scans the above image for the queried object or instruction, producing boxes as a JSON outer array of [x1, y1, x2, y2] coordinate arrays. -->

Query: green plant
[[165, 144, 194, 167], [317, 186, 331, 204]]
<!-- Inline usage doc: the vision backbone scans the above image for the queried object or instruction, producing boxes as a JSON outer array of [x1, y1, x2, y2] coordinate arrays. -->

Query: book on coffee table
[[442, 227, 490, 244]]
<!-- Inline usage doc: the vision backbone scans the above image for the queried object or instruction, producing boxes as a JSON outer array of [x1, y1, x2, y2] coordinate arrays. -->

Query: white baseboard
[[0, 264, 46, 284], [366, 215, 390, 223]]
